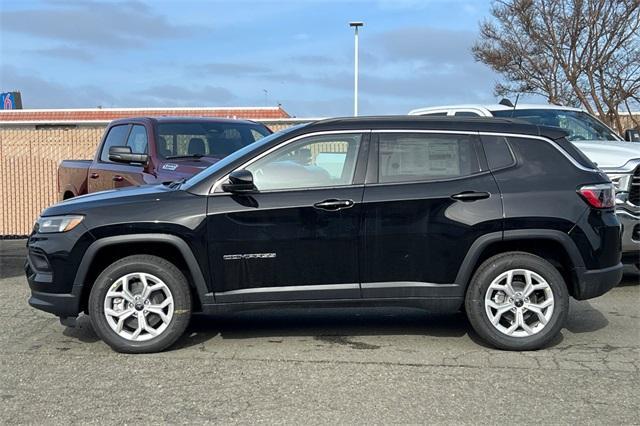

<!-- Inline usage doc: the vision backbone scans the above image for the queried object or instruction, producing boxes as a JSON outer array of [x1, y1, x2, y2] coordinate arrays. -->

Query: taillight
[[578, 183, 615, 209]]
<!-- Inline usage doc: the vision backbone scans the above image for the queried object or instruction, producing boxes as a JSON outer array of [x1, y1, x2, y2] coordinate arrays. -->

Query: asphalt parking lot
[[1, 239, 638, 424]]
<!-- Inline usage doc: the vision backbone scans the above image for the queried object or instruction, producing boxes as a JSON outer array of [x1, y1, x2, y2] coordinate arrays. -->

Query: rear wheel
[[88, 255, 192, 353], [465, 252, 569, 350]]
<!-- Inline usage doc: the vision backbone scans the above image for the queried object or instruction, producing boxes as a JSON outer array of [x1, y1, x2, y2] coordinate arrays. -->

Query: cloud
[[371, 26, 476, 64], [290, 54, 338, 66], [30, 45, 95, 63], [0, 65, 117, 108], [0, 65, 235, 108], [135, 84, 236, 105], [198, 63, 273, 77], [0, 0, 194, 49]]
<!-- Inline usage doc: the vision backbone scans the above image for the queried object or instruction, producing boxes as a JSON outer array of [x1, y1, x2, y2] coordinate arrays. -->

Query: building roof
[[0, 106, 290, 123]]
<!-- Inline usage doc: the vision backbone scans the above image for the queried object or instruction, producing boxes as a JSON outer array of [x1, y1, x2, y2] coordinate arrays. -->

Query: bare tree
[[473, 0, 640, 133]]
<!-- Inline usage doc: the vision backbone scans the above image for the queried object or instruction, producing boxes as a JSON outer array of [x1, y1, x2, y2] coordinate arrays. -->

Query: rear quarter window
[[480, 135, 516, 170]]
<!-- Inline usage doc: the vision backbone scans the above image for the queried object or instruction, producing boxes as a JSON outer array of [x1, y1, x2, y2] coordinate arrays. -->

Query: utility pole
[[349, 21, 364, 116]]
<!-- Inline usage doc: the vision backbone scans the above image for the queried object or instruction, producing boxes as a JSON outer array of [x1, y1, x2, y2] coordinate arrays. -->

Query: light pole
[[349, 21, 363, 116]]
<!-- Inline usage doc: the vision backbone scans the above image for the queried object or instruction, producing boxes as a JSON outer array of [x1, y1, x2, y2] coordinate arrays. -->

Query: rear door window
[[378, 133, 483, 183], [100, 125, 131, 162]]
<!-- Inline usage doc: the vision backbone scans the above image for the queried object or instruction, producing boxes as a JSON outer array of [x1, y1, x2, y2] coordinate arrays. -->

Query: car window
[[157, 122, 270, 159], [126, 125, 148, 154], [378, 133, 482, 183], [481, 135, 516, 170], [100, 125, 130, 162], [246, 133, 362, 191], [490, 109, 620, 141]]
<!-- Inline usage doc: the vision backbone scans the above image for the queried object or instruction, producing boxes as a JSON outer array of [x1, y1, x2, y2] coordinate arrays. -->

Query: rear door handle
[[451, 191, 490, 202], [89, 173, 99, 179], [112, 175, 124, 182], [313, 199, 354, 211]]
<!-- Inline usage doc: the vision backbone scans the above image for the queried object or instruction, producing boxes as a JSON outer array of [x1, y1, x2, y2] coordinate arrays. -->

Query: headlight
[[36, 215, 84, 233], [607, 173, 632, 193]]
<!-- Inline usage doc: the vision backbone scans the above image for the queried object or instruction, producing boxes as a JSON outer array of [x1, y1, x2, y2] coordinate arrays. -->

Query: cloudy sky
[[0, 0, 517, 116]]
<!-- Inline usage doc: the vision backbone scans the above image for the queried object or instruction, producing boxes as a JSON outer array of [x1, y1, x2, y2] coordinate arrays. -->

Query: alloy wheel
[[484, 269, 554, 337], [103, 272, 174, 341]]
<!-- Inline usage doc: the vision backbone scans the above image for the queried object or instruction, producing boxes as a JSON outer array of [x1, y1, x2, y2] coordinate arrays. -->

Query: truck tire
[[88, 254, 192, 353], [465, 252, 569, 351]]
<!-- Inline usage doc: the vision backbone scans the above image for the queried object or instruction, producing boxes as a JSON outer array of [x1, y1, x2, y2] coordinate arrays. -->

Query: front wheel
[[88, 255, 192, 353], [465, 252, 569, 351]]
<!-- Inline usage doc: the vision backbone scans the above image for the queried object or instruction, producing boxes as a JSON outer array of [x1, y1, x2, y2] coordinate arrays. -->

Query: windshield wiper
[[165, 154, 204, 160], [168, 177, 188, 189]]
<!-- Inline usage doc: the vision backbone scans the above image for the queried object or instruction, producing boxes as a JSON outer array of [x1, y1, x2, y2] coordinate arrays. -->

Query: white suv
[[409, 103, 640, 269]]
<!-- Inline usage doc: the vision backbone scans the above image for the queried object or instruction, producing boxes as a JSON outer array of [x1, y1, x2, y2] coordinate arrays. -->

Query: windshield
[[156, 121, 271, 159], [181, 124, 309, 189], [490, 109, 621, 142]]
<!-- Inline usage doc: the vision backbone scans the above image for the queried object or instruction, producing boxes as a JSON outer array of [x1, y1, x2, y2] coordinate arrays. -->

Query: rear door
[[360, 131, 502, 299]]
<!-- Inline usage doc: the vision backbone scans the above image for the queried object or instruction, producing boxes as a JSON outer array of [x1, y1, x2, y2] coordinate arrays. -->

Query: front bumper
[[573, 262, 624, 300], [25, 259, 83, 318]]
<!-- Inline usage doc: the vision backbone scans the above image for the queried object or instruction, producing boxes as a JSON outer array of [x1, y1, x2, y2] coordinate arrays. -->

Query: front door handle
[[112, 175, 124, 182], [313, 199, 354, 211], [451, 191, 490, 202], [89, 172, 99, 179]]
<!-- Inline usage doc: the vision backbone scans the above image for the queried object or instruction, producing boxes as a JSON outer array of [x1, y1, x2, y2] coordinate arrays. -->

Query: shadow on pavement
[[62, 315, 100, 343], [565, 300, 609, 334], [0, 239, 27, 279], [173, 308, 471, 351]]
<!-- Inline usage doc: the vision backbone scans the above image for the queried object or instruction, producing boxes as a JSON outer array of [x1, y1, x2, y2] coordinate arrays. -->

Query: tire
[[465, 251, 569, 351], [88, 254, 192, 353]]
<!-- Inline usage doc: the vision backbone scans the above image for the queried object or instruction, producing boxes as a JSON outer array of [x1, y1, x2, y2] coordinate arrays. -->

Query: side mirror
[[222, 169, 256, 193], [624, 129, 640, 142], [109, 146, 149, 165]]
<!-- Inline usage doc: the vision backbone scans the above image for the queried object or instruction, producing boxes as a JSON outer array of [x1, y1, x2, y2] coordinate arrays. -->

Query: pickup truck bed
[[58, 160, 92, 200]]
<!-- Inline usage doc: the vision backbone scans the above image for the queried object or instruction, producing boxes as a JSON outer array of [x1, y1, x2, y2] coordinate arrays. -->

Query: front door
[[360, 131, 503, 299], [89, 124, 131, 193], [207, 132, 368, 303]]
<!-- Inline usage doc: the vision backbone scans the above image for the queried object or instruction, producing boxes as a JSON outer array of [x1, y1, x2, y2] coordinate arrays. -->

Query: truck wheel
[[88, 255, 192, 353], [465, 252, 569, 351]]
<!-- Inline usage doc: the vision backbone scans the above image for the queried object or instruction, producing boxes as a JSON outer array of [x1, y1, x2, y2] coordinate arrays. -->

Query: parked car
[[58, 117, 271, 199], [409, 103, 640, 270], [26, 116, 622, 353]]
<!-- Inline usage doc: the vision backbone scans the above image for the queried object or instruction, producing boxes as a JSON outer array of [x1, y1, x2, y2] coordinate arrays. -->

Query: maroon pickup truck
[[58, 117, 271, 199]]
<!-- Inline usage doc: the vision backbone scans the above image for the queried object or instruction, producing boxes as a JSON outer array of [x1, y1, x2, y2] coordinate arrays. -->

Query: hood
[[157, 156, 220, 177], [43, 184, 173, 216], [572, 140, 640, 169]]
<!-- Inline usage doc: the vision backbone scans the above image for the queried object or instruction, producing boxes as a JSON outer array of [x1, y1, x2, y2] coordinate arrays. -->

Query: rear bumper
[[573, 263, 623, 300]]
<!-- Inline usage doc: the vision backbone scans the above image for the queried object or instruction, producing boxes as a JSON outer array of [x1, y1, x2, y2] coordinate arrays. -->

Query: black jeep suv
[[26, 117, 623, 353]]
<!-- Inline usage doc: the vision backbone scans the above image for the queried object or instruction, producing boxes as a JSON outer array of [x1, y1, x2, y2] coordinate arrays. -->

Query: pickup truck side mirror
[[624, 129, 640, 142], [109, 146, 149, 165], [222, 169, 256, 193]]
